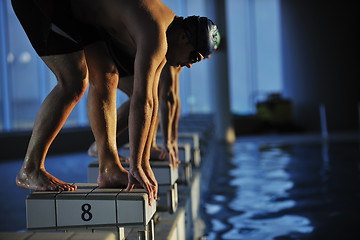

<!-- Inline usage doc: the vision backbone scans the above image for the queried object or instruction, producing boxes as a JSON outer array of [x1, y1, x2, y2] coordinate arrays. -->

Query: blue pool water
[[200, 134, 360, 240], [0, 133, 359, 240], [0, 152, 92, 231]]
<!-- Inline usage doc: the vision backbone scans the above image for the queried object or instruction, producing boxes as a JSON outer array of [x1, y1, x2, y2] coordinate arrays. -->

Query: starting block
[[178, 132, 201, 167], [0, 232, 117, 240], [88, 161, 179, 214], [117, 143, 192, 185], [88, 161, 178, 186], [118, 144, 191, 165], [157, 182, 178, 214], [26, 183, 156, 240], [176, 143, 192, 185]]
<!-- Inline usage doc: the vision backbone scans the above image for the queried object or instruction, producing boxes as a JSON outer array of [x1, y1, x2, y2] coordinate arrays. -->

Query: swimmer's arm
[[129, 27, 167, 169], [159, 65, 182, 167], [172, 67, 182, 145], [159, 63, 176, 150]]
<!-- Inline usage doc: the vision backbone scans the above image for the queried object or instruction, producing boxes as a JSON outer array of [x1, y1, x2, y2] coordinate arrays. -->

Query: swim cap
[[214, 31, 221, 51], [183, 16, 219, 56]]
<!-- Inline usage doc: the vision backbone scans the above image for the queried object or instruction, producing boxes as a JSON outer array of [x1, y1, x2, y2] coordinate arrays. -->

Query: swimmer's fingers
[[168, 148, 179, 169], [125, 173, 135, 192], [127, 168, 156, 206], [143, 166, 158, 201]]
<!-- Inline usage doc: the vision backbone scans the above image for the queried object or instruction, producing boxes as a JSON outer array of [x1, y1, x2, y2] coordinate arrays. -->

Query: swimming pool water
[[200, 136, 360, 240], [1, 133, 359, 240]]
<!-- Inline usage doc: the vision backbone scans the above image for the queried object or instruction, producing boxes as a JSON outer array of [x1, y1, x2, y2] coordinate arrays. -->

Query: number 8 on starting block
[[26, 183, 156, 230]]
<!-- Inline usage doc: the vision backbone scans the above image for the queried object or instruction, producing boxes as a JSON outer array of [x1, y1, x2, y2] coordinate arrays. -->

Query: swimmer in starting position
[[12, 0, 218, 203], [87, 17, 220, 169]]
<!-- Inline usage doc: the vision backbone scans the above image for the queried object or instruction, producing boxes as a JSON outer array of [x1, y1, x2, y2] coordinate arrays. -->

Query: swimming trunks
[[11, 0, 108, 56]]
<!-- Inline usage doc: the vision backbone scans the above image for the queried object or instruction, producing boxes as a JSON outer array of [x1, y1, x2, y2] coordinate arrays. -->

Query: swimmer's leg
[[88, 141, 130, 162], [16, 51, 90, 191], [85, 42, 129, 188], [149, 117, 167, 161], [88, 99, 131, 162]]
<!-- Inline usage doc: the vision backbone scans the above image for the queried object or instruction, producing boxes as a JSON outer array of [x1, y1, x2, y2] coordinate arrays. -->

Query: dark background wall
[[280, 0, 359, 131]]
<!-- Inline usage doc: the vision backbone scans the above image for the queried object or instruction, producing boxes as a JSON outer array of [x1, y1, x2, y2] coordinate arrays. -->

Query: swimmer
[[12, 0, 218, 204], [87, 18, 220, 169]]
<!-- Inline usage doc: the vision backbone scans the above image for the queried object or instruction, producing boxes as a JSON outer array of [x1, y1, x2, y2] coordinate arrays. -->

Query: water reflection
[[201, 141, 314, 240], [200, 136, 360, 239], [222, 215, 313, 240]]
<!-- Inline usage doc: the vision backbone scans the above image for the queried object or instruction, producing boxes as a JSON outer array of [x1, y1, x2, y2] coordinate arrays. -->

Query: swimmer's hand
[[166, 142, 180, 169], [126, 166, 158, 206]]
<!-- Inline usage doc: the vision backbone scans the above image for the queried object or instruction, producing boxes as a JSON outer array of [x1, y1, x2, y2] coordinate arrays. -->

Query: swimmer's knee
[[89, 64, 119, 89], [73, 77, 89, 101], [58, 69, 89, 101], [105, 71, 119, 89]]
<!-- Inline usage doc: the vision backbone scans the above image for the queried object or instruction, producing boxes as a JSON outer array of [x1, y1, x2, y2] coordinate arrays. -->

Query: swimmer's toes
[[67, 184, 77, 191], [61, 183, 76, 191]]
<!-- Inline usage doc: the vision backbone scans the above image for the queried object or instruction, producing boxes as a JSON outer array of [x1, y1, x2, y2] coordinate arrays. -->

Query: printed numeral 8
[[81, 203, 93, 221]]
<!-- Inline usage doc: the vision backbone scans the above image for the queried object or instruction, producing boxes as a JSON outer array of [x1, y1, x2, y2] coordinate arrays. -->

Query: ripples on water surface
[[200, 138, 360, 240]]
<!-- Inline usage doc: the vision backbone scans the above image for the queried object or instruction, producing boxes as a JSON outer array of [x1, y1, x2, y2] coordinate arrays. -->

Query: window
[[0, 0, 88, 131], [227, 0, 283, 114], [0, 0, 283, 132]]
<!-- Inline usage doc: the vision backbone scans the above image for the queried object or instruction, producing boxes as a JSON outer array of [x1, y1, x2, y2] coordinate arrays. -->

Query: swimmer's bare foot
[[88, 142, 98, 158], [98, 162, 129, 188], [16, 168, 76, 191], [89, 142, 130, 164], [150, 147, 167, 161]]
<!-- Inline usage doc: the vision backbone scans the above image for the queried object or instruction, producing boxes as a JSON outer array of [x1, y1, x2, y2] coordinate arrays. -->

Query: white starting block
[[0, 231, 117, 240], [88, 161, 178, 186], [118, 144, 191, 165], [88, 161, 178, 214], [117, 143, 192, 185], [178, 133, 201, 167], [157, 132, 201, 167], [158, 183, 178, 214], [26, 183, 156, 240], [176, 143, 192, 185]]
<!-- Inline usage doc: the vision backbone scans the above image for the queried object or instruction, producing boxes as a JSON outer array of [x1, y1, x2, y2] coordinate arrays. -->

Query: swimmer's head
[[183, 16, 219, 57]]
